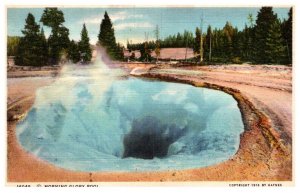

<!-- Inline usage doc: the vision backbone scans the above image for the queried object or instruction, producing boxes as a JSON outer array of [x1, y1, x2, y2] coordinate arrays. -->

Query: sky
[[7, 7, 290, 46]]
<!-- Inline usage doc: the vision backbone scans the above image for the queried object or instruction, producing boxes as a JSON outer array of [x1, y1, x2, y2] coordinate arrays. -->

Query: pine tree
[[231, 27, 241, 61], [212, 28, 221, 61], [242, 24, 254, 61], [139, 42, 151, 61], [98, 11, 124, 60], [98, 11, 116, 48], [7, 36, 21, 56], [39, 28, 48, 65], [193, 27, 201, 59], [78, 24, 92, 63], [176, 33, 183, 47], [114, 43, 124, 60], [254, 7, 277, 63], [204, 25, 212, 61], [222, 21, 235, 61], [265, 18, 286, 64], [68, 40, 80, 63], [41, 8, 70, 65], [15, 13, 46, 66], [282, 7, 292, 64]]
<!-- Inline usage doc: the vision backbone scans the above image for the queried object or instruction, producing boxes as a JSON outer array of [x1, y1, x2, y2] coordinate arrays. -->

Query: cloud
[[110, 11, 143, 22], [80, 11, 144, 25], [81, 17, 100, 24], [114, 22, 154, 30]]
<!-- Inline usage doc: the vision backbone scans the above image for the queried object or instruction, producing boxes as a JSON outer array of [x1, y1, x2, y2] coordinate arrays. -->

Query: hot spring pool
[[16, 62, 244, 172]]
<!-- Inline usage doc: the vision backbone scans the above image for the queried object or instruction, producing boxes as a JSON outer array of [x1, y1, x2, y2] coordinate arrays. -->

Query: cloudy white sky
[[7, 7, 290, 46]]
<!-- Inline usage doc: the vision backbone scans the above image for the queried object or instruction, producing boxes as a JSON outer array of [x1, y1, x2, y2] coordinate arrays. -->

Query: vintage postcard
[[6, 4, 293, 187]]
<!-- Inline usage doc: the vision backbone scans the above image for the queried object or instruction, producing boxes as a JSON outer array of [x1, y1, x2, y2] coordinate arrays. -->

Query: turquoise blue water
[[16, 56, 244, 172]]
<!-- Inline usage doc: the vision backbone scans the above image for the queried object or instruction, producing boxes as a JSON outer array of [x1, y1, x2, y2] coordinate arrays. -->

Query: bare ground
[[7, 63, 292, 182]]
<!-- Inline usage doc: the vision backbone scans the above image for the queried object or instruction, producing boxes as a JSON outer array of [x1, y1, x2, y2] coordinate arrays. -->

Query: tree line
[[10, 8, 95, 66], [10, 8, 125, 66], [8, 7, 292, 66], [127, 7, 292, 65], [127, 30, 194, 50]]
